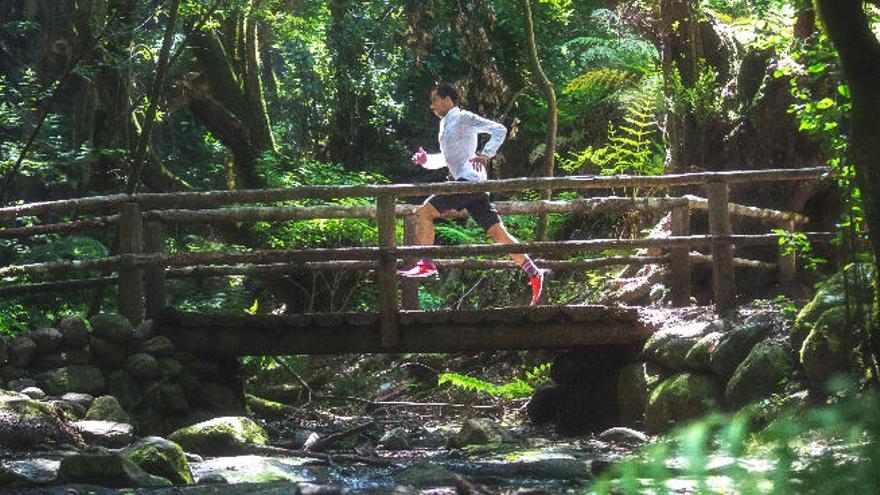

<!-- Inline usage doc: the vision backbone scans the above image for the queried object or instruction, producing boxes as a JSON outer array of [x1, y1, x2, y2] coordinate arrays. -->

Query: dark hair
[[433, 82, 459, 105]]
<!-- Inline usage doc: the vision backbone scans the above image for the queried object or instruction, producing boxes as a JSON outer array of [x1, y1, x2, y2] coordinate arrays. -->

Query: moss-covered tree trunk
[[815, 0, 880, 267]]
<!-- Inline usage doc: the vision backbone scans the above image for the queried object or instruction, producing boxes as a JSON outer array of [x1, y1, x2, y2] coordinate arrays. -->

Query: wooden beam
[[376, 193, 399, 348], [144, 219, 166, 319], [118, 202, 144, 324], [670, 205, 692, 307], [707, 181, 735, 313]]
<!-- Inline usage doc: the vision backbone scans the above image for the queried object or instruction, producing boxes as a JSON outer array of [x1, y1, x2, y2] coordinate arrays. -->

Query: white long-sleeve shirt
[[422, 106, 507, 182]]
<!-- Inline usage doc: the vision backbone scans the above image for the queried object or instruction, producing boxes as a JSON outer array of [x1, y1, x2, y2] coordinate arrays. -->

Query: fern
[[438, 362, 553, 400]]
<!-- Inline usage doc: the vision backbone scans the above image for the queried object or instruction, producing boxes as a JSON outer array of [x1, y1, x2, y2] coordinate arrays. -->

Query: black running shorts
[[427, 189, 501, 232]]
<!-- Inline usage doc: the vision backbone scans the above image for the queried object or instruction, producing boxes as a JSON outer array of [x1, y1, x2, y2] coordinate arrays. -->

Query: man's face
[[430, 90, 454, 118]]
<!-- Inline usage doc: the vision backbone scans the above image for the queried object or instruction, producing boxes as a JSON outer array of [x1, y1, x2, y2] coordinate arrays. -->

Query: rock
[[801, 306, 858, 388], [49, 399, 87, 421], [158, 357, 184, 377], [644, 372, 723, 434], [74, 420, 135, 448], [32, 349, 94, 369], [85, 395, 130, 423], [196, 473, 228, 484], [451, 418, 502, 448], [598, 427, 648, 446], [35, 365, 106, 395], [510, 458, 592, 479], [106, 370, 142, 409], [0, 458, 59, 486], [710, 321, 773, 380], [793, 290, 843, 351], [30, 327, 63, 353], [379, 427, 410, 450], [7, 377, 38, 392], [160, 383, 190, 414], [245, 393, 292, 420], [0, 390, 83, 450], [168, 416, 269, 456], [684, 332, 725, 370], [58, 316, 90, 347], [61, 392, 95, 409], [126, 353, 161, 381], [726, 342, 796, 409], [20, 386, 47, 400], [526, 383, 564, 425], [58, 453, 172, 488], [196, 383, 244, 414], [643, 322, 710, 371], [123, 436, 194, 485], [10, 335, 37, 367], [90, 338, 126, 367], [133, 319, 156, 340], [393, 460, 459, 486], [139, 336, 175, 357], [90, 313, 135, 342], [616, 362, 663, 427]]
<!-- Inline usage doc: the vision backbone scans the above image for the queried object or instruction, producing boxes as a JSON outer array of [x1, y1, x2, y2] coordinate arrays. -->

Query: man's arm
[[465, 111, 507, 158], [412, 147, 447, 170]]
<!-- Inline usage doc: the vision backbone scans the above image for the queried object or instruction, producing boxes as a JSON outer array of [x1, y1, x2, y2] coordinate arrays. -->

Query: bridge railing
[[0, 167, 832, 346]]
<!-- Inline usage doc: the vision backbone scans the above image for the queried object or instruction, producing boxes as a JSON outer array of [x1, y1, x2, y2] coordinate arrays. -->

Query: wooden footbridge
[[0, 168, 832, 355]]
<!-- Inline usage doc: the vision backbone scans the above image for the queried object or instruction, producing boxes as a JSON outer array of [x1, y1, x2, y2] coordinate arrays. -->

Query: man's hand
[[469, 154, 488, 172], [411, 147, 428, 166]]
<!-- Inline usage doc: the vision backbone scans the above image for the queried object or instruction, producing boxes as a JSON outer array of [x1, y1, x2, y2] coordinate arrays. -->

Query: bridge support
[[376, 193, 400, 348], [670, 204, 692, 306], [707, 181, 735, 312], [144, 219, 167, 319], [118, 202, 144, 324]]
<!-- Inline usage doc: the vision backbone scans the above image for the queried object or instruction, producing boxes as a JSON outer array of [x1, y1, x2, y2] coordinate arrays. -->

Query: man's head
[[430, 82, 458, 118]]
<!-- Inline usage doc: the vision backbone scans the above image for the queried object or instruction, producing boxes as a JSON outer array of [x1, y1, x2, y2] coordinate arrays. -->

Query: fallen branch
[[315, 395, 501, 411], [305, 422, 374, 453]]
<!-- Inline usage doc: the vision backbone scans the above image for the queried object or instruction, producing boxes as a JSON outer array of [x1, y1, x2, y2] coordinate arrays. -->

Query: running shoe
[[397, 260, 438, 278], [529, 270, 547, 306]]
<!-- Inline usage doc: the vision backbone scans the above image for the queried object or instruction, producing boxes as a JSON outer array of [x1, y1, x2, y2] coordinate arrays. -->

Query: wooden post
[[670, 204, 692, 307], [777, 218, 797, 284], [144, 219, 167, 319], [376, 192, 400, 349], [401, 214, 419, 310], [707, 181, 735, 313], [118, 202, 144, 324]]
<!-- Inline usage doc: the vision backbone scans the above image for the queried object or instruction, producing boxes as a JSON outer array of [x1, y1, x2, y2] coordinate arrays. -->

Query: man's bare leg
[[414, 202, 441, 245], [486, 221, 545, 305], [486, 222, 526, 265]]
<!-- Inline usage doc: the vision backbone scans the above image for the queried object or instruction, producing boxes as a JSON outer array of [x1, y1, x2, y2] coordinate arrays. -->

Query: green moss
[[800, 306, 861, 386], [124, 437, 194, 485], [0, 391, 56, 421], [645, 372, 722, 434], [245, 393, 293, 420], [168, 417, 268, 456]]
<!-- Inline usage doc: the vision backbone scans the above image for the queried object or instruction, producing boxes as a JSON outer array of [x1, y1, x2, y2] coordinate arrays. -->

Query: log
[[0, 167, 830, 220], [707, 181, 735, 312], [0, 216, 118, 238], [670, 205, 692, 307], [117, 202, 144, 324], [684, 195, 810, 224], [376, 193, 399, 348], [0, 277, 116, 296], [144, 220, 166, 319]]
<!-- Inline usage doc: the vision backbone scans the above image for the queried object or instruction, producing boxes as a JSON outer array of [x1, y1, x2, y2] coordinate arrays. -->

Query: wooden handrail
[[0, 167, 830, 220]]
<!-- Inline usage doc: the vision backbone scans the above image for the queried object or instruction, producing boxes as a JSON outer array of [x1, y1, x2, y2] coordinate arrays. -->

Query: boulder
[[801, 306, 858, 388], [35, 365, 105, 395], [245, 393, 293, 420], [451, 418, 502, 447], [133, 319, 156, 340], [168, 416, 268, 456], [0, 458, 59, 486], [684, 332, 725, 370], [644, 372, 723, 434], [598, 427, 648, 447], [49, 399, 87, 421], [160, 383, 190, 414], [0, 390, 83, 450], [58, 316, 90, 348], [126, 353, 161, 381], [20, 386, 47, 400], [33, 349, 94, 369], [643, 322, 709, 371], [10, 335, 37, 367], [793, 290, 843, 351], [123, 436, 194, 485], [616, 362, 663, 427], [85, 395, 130, 423], [60, 392, 95, 409], [7, 377, 37, 392], [393, 460, 460, 486], [58, 453, 172, 488], [90, 313, 135, 342], [793, 264, 874, 351], [157, 357, 184, 378], [106, 370, 142, 409], [74, 420, 135, 448], [30, 327, 63, 353], [379, 427, 410, 450], [725, 342, 795, 409], [91, 338, 126, 367], [710, 321, 773, 380], [138, 336, 175, 357]]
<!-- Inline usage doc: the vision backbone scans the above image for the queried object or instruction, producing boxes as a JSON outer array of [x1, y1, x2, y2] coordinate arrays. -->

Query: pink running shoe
[[529, 270, 546, 306], [397, 260, 438, 278]]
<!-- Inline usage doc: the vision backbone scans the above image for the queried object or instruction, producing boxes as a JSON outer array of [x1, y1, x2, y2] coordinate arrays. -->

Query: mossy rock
[[709, 322, 772, 380], [684, 332, 725, 370], [58, 316, 90, 348], [106, 370, 142, 409], [59, 453, 172, 488], [800, 306, 860, 388], [451, 418, 503, 448], [794, 264, 876, 351], [123, 436, 194, 485], [793, 290, 844, 352], [725, 342, 795, 409], [160, 383, 190, 414], [90, 313, 135, 342], [168, 416, 268, 456], [0, 390, 83, 450], [35, 365, 106, 395], [644, 372, 722, 434], [245, 393, 294, 420], [30, 327, 63, 353], [616, 362, 663, 427], [126, 353, 161, 381], [10, 335, 37, 367], [393, 460, 460, 487], [85, 395, 130, 423]]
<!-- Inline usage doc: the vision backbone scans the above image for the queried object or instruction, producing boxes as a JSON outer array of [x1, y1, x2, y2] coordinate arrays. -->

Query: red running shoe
[[397, 260, 438, 278], [529, 270, 547, 306]]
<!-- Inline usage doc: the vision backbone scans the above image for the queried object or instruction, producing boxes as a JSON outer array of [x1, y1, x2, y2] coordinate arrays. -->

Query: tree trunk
[[519, 0, 557, 241]]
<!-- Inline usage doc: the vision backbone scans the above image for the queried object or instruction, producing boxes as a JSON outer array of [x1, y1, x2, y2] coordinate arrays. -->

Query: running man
[[397, 83, 547, 306]]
